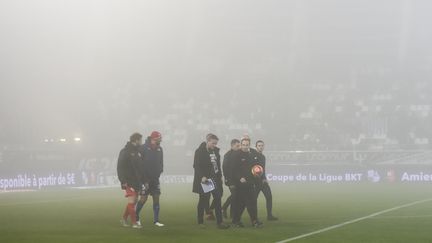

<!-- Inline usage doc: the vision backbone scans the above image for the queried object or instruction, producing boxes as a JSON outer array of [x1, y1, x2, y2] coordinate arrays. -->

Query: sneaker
[[217, 223, 230, 229], [120, 219, 129, 227], [132, 224, 143, 229], [232, 222, 245, 228], [252, 220, 263, 228], [154, 222, 165, 227], [136, 221, 142, 226], [267, 215, 279, 221]]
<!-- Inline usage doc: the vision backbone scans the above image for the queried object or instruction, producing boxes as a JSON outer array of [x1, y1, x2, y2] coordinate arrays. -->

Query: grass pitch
[[1, 183, 432, 243]]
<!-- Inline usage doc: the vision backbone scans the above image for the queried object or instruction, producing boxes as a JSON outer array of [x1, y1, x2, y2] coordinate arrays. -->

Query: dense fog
[[1, 0, 431, 178]]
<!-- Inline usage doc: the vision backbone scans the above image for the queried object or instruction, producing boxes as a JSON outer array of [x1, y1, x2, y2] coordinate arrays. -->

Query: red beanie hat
[[150, 131, 162, 139]]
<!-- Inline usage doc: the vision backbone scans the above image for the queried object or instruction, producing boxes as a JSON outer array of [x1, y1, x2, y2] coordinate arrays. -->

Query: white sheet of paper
[[201, 179, 215, 193]]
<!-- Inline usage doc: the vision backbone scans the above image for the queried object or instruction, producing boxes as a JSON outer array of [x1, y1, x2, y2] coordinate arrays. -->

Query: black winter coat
[[138, 137, 164, 181], [117, 142, 145, 190], [222, 149, 236, 186], [231, 149, 261, 187], [192, 142, 223, 194]]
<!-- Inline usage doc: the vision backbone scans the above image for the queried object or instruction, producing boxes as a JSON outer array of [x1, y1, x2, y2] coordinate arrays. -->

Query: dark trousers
[[205, 196, 214, 213], [197, 187, 223, 224], [222, 187, 235, 217], [232, 184, 257, 224], [256, 182, 273, 217]]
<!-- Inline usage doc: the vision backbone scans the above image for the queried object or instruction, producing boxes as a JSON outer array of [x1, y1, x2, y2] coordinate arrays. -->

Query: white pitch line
[[373, 214, 432, 219], [275, 198, 432, 243]]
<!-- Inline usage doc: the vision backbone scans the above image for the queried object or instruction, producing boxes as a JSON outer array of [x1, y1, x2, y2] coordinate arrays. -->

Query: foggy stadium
[[1, 0, 432, 242]]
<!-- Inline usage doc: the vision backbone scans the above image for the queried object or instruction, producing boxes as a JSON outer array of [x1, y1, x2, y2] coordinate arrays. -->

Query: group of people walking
[[117, 132, 277, 229], [193, 133, 277, 229]]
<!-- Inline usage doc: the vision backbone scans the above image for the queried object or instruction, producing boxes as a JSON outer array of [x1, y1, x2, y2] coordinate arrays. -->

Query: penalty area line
[[275, 198, 432, 243]]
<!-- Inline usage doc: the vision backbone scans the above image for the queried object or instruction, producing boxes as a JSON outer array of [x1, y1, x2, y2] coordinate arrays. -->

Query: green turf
[[1, 183, 431, 243]]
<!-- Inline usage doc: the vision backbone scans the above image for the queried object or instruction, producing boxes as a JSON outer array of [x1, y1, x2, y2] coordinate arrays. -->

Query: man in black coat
[[193, 133, 229, 229], [221, 138, 241, 218], [231, 137, 263, 228], [117, 132, 146, 229], [254, 140, 278, 220]]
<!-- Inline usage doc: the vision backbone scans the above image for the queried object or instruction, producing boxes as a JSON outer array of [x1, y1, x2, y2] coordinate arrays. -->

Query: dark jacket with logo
[[138, 137, 164, 181], [117, 142, 145, 190], [192, 142, 222, 194], [231, 149, 261, 187]]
